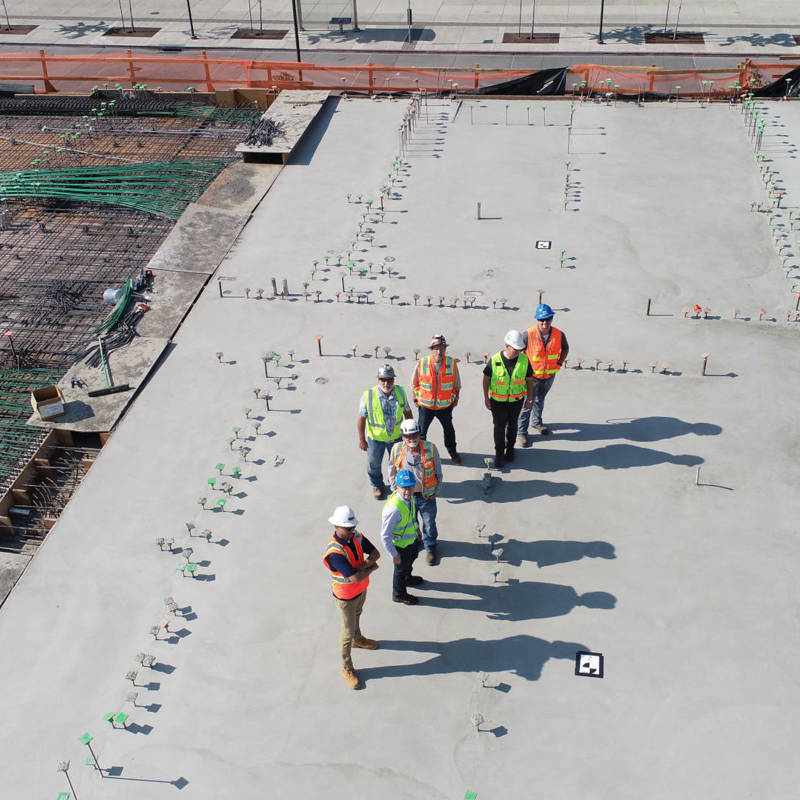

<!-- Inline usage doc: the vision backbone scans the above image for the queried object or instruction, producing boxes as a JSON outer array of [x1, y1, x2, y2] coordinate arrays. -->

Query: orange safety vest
[[416, 356, 456, 409], [323, 532, 370, 600], [525, 326, 563, 379], [391, 440, 437, 497]]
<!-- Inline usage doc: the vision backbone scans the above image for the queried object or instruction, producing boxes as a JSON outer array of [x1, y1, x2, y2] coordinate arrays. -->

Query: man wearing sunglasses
[[357, 364, 414, 500]]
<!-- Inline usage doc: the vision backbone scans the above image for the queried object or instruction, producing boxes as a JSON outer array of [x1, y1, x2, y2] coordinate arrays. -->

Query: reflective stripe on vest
[[385, 492, 418, 548], [417, 356, 456, 409], [488, 352, 529, 402], [364, 385, 407, 442], [526, 327, 563, 379], [391, 440, 437, 497], [323, 531, 369, 600]]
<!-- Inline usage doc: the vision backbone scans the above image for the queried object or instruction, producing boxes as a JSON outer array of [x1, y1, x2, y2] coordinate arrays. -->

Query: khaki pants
[[335, 590, 367, 670]]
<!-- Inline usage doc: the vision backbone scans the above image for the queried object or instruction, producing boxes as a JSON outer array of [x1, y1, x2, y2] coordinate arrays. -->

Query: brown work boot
[[372, 486, 384, 500], [352, 637, 379, 650], [517, 434, 529, 448], [342, 667, 361, 689], [425, 549, 436, 565]]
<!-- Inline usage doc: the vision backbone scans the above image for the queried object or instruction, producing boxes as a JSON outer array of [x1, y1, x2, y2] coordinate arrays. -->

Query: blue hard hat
[[396, 469, 416, 488], [535, 303, 554, 320]]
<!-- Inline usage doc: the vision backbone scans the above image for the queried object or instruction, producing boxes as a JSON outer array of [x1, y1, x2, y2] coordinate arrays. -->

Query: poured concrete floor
[[1, 95, 799, 799]]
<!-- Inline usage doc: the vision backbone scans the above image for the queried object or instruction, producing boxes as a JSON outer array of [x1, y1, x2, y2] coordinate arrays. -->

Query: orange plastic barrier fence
[[0, 51, 795, 97]]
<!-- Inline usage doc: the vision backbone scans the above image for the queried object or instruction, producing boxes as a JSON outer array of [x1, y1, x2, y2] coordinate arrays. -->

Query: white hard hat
[[504, 329, 525, 350], [328, 505, 358, 528], [400, 419, 420, 435]]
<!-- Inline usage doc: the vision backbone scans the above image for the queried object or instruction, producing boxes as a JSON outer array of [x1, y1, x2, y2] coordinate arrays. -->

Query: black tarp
[[753, 66, 800, 98], [477, 67, 567, 96]]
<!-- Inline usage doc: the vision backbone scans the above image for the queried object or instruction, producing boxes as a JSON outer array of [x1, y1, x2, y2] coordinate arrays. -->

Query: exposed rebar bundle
[[0, 160, 231, 218]]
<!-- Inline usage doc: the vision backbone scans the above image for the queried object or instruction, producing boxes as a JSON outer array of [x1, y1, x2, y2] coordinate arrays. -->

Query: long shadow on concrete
[[415, 579, 616, 621], [441, 477, 578, 504], [550, 417, 721, 442], [515, 443, 704, 471], [444, 538, 615, 568], [359, 635, 587, 683]]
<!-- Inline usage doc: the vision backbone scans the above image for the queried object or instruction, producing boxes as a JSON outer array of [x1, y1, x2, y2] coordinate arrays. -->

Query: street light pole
[[186, 0, 198, 39], [598, 0, 605, 44], [290, 0, 301, 61]]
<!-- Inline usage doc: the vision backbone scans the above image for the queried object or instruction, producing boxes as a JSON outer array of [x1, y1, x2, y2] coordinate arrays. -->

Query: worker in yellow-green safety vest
[[357, 363, 413, 501], [380, 470, 423, 605], [482, 330, 533, 469], [389, 418, 443, 566]]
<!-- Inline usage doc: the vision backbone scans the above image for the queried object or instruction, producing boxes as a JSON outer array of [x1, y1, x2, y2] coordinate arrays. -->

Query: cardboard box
[[30, 385, 64, 420]]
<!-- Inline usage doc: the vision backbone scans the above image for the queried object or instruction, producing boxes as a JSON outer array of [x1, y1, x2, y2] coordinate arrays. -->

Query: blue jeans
[[392, 538, 420, 598], [517, 376, 555, 435], [415, 493, 438, 552], [366, 437, 399, 489], [418, 404, 457, 453]]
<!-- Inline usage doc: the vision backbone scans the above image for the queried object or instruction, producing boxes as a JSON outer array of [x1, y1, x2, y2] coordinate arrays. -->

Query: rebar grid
[[0, 113, 252, 172]]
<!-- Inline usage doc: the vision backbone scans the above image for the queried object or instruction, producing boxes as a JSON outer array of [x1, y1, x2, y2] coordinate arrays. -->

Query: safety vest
[[384, 492, 418, 549], [416, 356, 456, 409], [391, 440, 437, 498], [323, 531, 370, 600], [363, 385, 408, 442], [488, 352, 529, 402], [525, 327, 563, 379]]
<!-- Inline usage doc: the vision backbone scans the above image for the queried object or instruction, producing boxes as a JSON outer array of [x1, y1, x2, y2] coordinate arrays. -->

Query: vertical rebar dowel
[[646, 298, 651, 316], [695, 466, 701, 485], [271, 278, 278, 296], [316, 335, 323, 356], [341, 275, 346, 292], [701, 353, 709, 376], [282, 278, 289, 296], [476, 202, 481, 220]]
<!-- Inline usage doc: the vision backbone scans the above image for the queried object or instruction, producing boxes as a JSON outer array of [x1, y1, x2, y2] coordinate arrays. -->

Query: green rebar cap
[[79, 733, 93, 745]]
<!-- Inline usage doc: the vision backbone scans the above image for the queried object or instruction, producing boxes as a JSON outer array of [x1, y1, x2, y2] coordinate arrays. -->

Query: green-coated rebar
[[0, 160, 231, 219]]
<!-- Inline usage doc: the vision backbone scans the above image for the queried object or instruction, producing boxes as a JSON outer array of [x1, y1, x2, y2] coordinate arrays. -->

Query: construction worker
[[380, 469, 423, 605], [483, 330, 533, 468], [323, 505, 381, 690], [411, 333, 462, 464], [357, 364, 414, 500], [517, 304, 569, 446], [389, 419, 443, 565]]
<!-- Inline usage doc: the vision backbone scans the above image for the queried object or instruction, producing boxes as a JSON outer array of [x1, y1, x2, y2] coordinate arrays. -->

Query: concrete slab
[[236, 90, 331, 162], [2, 94, 800, 800], [146, 202, 249, 276], [0, 551, 31, 607]]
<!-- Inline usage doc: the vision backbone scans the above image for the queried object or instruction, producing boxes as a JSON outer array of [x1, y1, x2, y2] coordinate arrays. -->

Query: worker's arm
[[524, 377, 533, 409], [411, 362, 421, 406], [451, 362, 461, 408], [559, 344, 569, 367], [380, 508, 401, 563], [482, 374, 492, 411], [357, 415, 368, 451], [349, 558, 379, 582]]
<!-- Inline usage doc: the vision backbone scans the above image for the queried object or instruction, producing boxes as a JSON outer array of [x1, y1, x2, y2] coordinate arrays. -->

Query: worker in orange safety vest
[[323, 505, 381, 690], [517, 304, 569, 446], [411, 333, 462, 464]]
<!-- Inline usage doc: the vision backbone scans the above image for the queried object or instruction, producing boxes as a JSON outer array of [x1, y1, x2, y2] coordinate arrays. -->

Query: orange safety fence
[[0, 51, 796, 97]]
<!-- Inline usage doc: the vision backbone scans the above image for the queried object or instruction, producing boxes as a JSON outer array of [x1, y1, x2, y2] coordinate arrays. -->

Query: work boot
[[372, 486, 384, 500], [392, 593, 419, 605], [448, 450, 462, 465], [494, 453, 505, 468], [407, 574, 424, 586], [352, 636, 379, 650], [517, 434, 529, 448], [425, 549, 437, 565], [534, 424, 550, 435], [342, 667, 361, 689], [505, 446, 515, 462]]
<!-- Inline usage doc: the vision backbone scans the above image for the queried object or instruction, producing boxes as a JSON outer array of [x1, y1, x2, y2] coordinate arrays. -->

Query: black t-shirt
[[326, 532, 376, 578], [483, 353, 534, 379]]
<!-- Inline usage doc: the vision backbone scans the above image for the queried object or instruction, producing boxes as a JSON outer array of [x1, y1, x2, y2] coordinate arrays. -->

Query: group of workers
[[325, 304, 569, 689]]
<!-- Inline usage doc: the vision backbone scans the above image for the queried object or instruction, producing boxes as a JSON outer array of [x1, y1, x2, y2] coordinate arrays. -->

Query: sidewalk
[[1, 0, 799, 64]]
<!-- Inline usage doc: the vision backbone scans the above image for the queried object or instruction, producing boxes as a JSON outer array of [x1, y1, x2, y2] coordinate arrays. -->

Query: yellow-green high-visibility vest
[[363, 385, 408, 441], [384, 492, 418, 549], [488, 352, 529, 401]]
